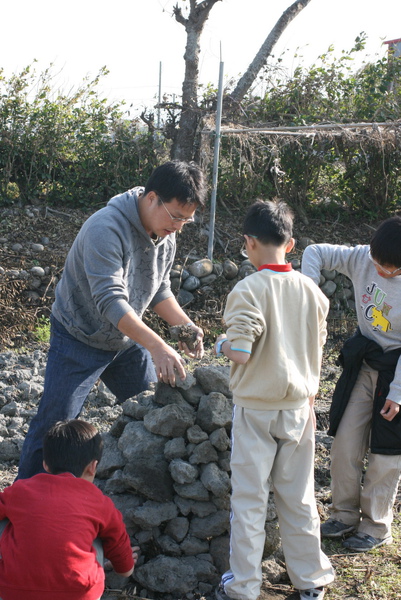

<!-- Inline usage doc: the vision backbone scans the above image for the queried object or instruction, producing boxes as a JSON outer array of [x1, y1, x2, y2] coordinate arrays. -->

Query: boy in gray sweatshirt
[[302, 216, 401, 552]]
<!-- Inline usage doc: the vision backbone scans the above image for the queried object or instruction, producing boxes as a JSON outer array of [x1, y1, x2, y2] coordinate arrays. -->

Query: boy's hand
[[104, 545, 140, 574], [380, 399, 400, 421], [132, 545, 140, 566], [214, 334, 228, 356]]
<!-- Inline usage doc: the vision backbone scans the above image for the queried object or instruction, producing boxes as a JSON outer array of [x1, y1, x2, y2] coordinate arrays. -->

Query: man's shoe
[[215, 585, 236, 600], [320, 519, 355, 538], [299, 587, 325, 600], [342, 532, 393, 552]]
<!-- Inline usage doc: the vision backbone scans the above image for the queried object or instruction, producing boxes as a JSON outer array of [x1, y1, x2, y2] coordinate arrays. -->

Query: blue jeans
[[17, 315, 157, 479]]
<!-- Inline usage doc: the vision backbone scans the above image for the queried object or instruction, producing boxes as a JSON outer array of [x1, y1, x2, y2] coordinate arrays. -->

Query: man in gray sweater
[[17, 161, 207, 479]]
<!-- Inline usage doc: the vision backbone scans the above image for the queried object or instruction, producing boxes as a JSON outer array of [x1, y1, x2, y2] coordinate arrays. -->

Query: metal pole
[[207, 53, 224, 260], [158, 62, 162, 129]]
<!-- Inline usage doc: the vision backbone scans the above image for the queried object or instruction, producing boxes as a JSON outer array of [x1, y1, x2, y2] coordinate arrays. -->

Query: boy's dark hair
[[43, 419, 103, 478], [370, 216, 401, 267], [144, 160, 207, 208], [242, 199, 293, 246]]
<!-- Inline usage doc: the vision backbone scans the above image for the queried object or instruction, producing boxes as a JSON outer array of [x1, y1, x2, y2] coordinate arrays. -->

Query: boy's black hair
[[43, 419, 103, 478], [370, 216, 401, 267], [144, 160, 207, 208], [242, 199, 293, 246]]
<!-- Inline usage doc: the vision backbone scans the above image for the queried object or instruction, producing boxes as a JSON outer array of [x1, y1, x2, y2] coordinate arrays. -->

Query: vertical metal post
[[207, 53, 224, 260], [158, 62, 162, 129]]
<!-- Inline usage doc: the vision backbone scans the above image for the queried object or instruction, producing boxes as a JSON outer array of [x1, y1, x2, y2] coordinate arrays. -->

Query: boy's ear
[[85, 459, 98, 478], [43, 460, 51, 473], [285, 237, 295, 253]]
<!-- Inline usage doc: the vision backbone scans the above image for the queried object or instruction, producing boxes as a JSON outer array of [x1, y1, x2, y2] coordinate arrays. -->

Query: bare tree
[[172, 0, 222, 161], [229, 0, 313, 104], [170, 0, 312, 161]]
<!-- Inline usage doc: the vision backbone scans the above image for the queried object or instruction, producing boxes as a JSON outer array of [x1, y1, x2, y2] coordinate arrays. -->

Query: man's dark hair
[[43, 419, 103, 478], [144, 160, 207, 208], [242, 199, 294, 246], [370, 216, 401, 267]]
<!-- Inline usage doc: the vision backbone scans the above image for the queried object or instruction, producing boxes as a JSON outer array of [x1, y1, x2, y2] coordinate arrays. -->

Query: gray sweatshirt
[[302, 243, 401, 403], [52, 187, 175, 351]]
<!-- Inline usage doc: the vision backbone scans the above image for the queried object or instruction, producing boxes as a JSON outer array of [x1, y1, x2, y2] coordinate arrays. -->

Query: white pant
[[331, 362, 401, 539], [222, 404, 334, 600]]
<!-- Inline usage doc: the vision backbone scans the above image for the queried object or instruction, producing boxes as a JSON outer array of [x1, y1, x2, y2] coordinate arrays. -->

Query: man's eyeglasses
[[369, 251, 401, 275], [157, 195, 194, 223]]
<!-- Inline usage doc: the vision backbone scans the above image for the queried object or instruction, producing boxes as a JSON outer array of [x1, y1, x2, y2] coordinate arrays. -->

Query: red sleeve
[[98, 496, 134, 574]]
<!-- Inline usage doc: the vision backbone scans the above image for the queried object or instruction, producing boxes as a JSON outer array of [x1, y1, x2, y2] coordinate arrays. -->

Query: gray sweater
[[52, 187, 175, 351], [302, 243, 401, 403]]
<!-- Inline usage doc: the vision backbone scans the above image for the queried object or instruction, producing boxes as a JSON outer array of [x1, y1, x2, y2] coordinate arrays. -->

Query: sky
[[1, 0, 400, 118]]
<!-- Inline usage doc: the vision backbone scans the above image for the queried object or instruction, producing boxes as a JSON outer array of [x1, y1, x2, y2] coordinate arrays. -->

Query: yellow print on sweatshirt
[[371, 306, 392, 332]]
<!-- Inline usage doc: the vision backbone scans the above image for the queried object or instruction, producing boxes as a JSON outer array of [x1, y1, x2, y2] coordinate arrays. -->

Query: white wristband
[[215, 338, 228, 356]]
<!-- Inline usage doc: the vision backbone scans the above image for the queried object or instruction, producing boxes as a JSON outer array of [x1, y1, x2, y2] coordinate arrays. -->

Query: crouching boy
[[0, 419, 137, 600]]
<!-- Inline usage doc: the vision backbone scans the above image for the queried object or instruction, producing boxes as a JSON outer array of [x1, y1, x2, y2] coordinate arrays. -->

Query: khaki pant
[[222, 404, 334, 600], [331, 362, 401, 539]]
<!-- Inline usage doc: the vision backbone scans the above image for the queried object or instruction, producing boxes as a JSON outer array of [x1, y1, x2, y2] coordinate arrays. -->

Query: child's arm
[[214, 334, 251, 365], [105, 545, 139, 577]]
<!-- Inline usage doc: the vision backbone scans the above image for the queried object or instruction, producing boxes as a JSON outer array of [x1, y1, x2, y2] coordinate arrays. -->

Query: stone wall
[[96, 365, 233, 597]]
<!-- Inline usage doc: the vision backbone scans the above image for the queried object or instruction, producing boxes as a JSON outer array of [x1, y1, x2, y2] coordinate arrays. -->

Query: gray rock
[[182, 275, 201, 291], [169, 458, 199, 484], [181, 555, 218, 583], [177, 289, 195, 306], [165, 516, 190, 542], [180, 536, 210, 556], [129, 500, 178, 528], [174, 496, 217, 518], [30, 266, 45, 277], [209, 535, 230, 575], [196, 393, 233, 434], [157, 534, 181, 555], [164, 437, 188, 460], [121, 390, 156, 419], [222, 259, 238, 280], [188, 258, 214, 278], [134, 556, 198, 594], [154, 383, 188, 407], [189, 510, 230, 539], [31, 243, 44, 253], [321, 280, 337, 298], [189, 440, 218, 465], [262, 558, 286, 584], [174, 480, 210, 501], [195, 365, 231, 396], [96, 433, 125, 478], [186, 424, 208, 444], [200, 462, 231, 497], [209, 427, 231, 451], [144, 404, 195, 438], [321, 268, 337, 281]]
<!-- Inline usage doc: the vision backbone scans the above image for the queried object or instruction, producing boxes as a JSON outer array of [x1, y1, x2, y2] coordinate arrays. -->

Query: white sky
[[1, 0, 400, 117]]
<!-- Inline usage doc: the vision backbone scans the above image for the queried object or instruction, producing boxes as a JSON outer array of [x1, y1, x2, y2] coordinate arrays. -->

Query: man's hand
[[151, 341, 186, 387], [178, 323, 204, 359], [380, 399, 400, 421]]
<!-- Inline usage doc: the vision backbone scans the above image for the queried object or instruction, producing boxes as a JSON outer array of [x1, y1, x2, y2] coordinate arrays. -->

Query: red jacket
[[0, 472, 134, 600]]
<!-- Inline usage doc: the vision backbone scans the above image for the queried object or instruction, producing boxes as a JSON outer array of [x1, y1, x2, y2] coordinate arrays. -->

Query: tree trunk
[[172, 0, 221, 161], [229, 0, 312, 104]]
